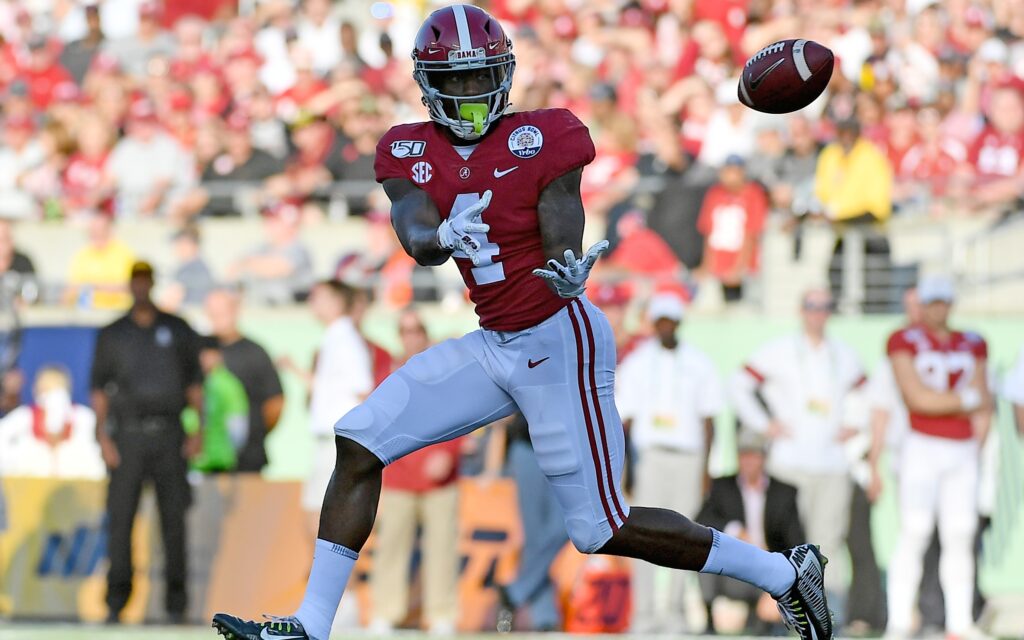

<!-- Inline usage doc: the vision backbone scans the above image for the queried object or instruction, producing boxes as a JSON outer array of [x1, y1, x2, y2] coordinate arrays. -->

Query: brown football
[[738, 39, 834, 114]]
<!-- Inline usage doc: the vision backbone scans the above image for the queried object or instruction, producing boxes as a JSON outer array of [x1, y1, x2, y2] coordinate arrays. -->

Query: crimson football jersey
[[375, 109, 596, 331], [887, 325, 987, 440]]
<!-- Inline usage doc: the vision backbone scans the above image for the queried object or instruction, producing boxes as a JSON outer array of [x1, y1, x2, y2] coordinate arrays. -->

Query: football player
[[881, 275, 991, 639], [212, 6, 832, 640]]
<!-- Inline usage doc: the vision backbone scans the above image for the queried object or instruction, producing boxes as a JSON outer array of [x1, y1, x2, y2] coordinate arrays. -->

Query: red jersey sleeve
[[374, 128, 409, 183], [964, 332, 988, 359], [887, 329, 914, 356], [535, 109, 596, 191]]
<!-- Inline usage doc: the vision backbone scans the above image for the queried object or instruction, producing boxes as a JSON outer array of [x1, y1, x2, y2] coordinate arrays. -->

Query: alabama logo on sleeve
[[508, 125, 544, 158]]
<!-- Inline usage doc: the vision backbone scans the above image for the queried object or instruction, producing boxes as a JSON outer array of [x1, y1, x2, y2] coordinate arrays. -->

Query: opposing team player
[[881, 275, 990, 639], [212, 6, 832, 640]]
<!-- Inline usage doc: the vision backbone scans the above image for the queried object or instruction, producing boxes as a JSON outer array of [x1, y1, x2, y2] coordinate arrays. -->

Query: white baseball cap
[[647, 293, 686, 322], [917, 274, 955, 304]]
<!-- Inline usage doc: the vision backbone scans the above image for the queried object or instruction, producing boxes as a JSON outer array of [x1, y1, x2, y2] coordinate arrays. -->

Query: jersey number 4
[[450, 192, 506, 285]]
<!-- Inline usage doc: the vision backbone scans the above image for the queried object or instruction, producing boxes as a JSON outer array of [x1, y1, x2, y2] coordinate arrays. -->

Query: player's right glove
[[436, 189, 492, 266]]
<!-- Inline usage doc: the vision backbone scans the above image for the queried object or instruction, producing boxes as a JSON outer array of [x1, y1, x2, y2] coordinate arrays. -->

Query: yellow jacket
[[814, 138, 893, 222]]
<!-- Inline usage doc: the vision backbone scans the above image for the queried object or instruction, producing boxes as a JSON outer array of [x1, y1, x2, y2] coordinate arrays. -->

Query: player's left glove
[[532, 240, 609, 299]]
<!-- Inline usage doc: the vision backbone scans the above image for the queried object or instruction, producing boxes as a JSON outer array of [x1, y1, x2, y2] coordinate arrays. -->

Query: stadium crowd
[[0, 0, 1020, 308], [1, 0, 1024, 637]]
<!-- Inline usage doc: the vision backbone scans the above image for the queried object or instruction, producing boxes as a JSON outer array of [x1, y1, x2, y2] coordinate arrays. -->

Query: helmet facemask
[[414, 52, 515, 141]]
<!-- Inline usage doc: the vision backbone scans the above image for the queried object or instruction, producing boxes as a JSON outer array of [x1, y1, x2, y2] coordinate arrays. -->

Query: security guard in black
[[91, 261, 202, 623]]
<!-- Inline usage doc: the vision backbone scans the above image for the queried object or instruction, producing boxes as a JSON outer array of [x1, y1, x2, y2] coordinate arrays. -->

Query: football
[[737, 39, 834, 114]]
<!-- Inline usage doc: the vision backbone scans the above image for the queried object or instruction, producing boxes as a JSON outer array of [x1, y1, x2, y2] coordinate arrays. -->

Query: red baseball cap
[[590, 282, 630, 307]]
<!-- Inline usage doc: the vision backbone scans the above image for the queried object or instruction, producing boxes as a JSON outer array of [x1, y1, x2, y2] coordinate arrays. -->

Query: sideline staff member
[[92, 261, 203, 623]]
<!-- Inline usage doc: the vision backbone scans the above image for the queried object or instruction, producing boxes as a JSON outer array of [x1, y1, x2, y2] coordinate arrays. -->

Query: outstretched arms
[[532, 168, 608, 298]]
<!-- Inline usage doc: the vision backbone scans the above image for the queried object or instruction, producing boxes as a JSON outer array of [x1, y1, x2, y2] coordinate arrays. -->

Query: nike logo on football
[[527, 357, 550, 368], [261, 629, 302, 640], [749, 58, 786, 90], [493, 166, 519, 178]]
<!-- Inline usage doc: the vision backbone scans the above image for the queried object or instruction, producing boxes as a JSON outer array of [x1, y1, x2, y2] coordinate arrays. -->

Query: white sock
[[699, 528, 796, 598], [294, 539, 358, 640]]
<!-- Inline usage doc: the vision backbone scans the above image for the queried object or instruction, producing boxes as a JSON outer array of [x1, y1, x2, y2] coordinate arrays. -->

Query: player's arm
[[383, 178, 451, 266], [536, 168, 585, 260], [533, 168, 608, 297], [890, 351, 983, 416], [970, 359, 993, 442]]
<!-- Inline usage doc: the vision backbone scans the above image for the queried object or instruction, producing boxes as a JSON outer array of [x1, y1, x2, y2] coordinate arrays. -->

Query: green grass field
[[0, 626, 757, 640]]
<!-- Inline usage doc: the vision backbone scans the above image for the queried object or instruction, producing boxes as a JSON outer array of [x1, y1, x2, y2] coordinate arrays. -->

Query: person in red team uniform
[[880, 275, 991, 640], [212, 6, 832, 640], [962, 85, 1024, 209], [697, 154, 768, 303]]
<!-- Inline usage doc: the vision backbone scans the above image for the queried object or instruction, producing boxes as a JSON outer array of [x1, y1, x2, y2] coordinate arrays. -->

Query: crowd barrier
[[0, 475, 633, 631]]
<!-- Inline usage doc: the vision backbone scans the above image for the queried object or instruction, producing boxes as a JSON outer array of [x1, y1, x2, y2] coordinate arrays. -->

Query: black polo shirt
[[91, 310, 201, 422], [220, 336, 284, 472]]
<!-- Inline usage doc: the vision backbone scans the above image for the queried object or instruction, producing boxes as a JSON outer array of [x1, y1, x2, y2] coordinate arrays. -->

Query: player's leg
[[508, 297, 827, 639], [886, 432, 942, 637], [421, 484, 459, 632], [213, 332, 516, 640], [936, 441, 979, 636], [104, 431, 147, 620]]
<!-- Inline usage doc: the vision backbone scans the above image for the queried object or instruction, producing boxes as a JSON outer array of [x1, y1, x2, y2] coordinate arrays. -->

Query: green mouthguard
[[459, 103, 488, 135]]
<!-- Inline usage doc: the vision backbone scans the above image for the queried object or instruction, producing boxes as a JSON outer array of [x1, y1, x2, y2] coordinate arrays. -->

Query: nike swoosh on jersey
[[493, 166, 519, 178], [748, 57, 786, 90], [527, 357, 550, 368]]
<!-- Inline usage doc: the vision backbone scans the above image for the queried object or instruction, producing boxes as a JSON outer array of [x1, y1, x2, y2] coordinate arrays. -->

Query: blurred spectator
[[182, 336, 249, 473], [961, 85, 1024, 210], [696, 154, 769, 303], [296, 0, 342, 77], [0, 219, 38, 305], [227, 200, 314, 305], [1005, 346, 1024, 434], [730, 288, 867, 619], [18, 34, 74, 109], [62, 115, 116, 221], [491, 413, 568, 632], [775, 116, 823, 217], [91, 260, 202, 624], [883, 275, 991, 640], [591, 282, 642, 362], [204, 287, 284, 473], [105, 99, 196, 218], [0, 115, 44, 219], [197, 111, 284, 218], [617, 293, 722, 633], [696, 429, 803, 635], [816, 119, 894, 312], [280, 280, 371, 533], [0, 365, 103, 478], [697, 81, 757, 169], [265, 115, 343, 206], [64, 213, 135, 310], [274, 48, 330, 124], [102, 1, 175, 79], [21, 120, 75, 218], [815, 119, 893, 224], [159, 224, 215, 311], [370, 308, 459, 635], [347, 285, 393, 387]]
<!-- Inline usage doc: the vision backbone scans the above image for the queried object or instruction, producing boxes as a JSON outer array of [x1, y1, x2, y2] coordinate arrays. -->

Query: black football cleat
[[775, 544, 834, 640], [212, 613, 310, 640]]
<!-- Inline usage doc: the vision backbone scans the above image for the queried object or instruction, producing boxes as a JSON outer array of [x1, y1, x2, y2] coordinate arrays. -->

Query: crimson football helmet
[[412, 4, 515, 141]]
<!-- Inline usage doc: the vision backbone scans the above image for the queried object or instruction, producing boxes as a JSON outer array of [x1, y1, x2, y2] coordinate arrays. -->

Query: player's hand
[[867, 466, 884, 503], [436, 189, 492, 266], [532, 240, 609, 299], [100, 438, 121, 470]]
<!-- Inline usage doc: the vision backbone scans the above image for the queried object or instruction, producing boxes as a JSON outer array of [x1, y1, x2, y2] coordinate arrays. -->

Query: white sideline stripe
[[793, 39, 812, 80], [452, 4, 472, 53]]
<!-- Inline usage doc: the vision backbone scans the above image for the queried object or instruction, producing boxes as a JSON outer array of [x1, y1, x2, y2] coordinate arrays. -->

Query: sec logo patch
[[508, 125, 543, 158], [411, 161, 433, 184]]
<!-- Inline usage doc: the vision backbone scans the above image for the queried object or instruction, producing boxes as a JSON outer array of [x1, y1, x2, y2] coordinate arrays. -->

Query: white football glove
[[532, 240, 609, 299], [436, 190, 492, 266]]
